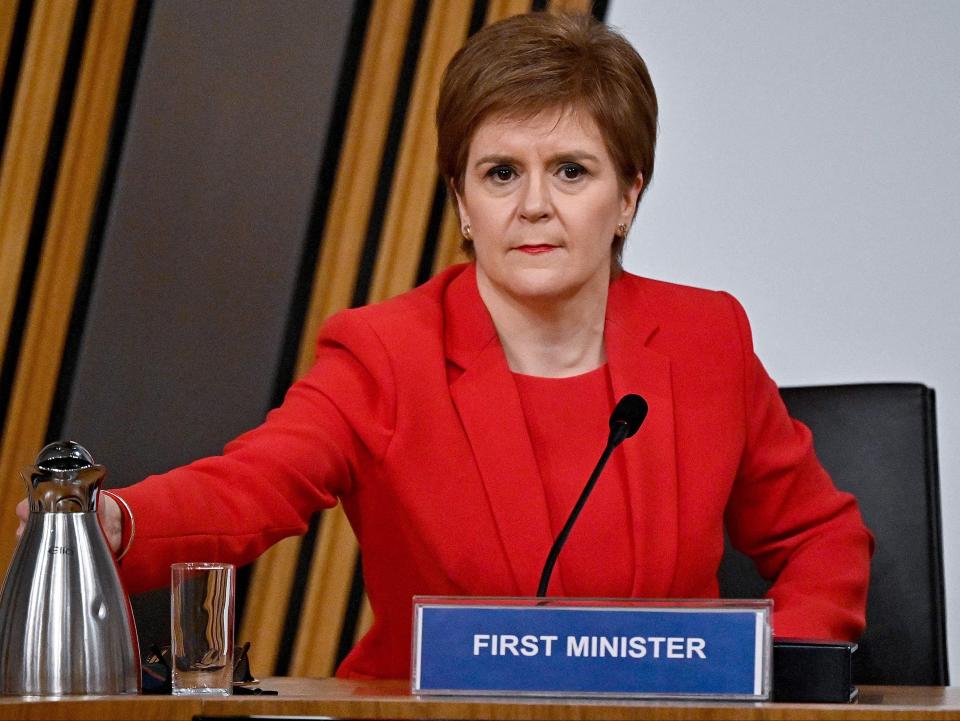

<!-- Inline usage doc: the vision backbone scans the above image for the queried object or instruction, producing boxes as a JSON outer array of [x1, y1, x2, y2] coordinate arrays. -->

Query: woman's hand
[[14, 499, 28, 539], [15, 494, 123, 555], [97, 493, 123, 554]]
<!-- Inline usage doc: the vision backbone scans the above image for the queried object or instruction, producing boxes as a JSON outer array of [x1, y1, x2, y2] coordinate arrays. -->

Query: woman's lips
[[516, 244, 557, 254]]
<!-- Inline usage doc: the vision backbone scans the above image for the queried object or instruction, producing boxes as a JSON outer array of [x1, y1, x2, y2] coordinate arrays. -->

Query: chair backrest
[[718, 383, 948, 685]]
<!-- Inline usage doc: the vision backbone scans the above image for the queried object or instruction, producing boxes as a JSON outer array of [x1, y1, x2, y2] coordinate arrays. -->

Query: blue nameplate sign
[[412, 597, 772, 700]]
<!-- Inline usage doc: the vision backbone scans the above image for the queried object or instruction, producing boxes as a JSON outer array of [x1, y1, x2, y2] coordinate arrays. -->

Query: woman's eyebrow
[[474, 154, 517, 167], [474, 150, 600, 167], [547, 150, 601, 164]]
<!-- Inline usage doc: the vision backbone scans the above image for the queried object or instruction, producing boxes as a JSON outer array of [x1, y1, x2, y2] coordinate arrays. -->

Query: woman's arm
[[722, 292, 874, 641], [110, 309, 397, 594]]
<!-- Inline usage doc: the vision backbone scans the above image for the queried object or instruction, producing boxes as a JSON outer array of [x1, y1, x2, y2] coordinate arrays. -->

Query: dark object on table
[[773, 639, 857, 703], [142, 640, 273, 694]]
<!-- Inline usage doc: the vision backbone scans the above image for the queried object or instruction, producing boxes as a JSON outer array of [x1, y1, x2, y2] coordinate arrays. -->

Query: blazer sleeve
[[721, 292, 875, 642], [113, 310, 397, 594]]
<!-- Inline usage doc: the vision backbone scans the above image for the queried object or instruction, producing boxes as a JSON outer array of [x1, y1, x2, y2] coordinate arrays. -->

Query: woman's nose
[[518, 173, 552, 221]]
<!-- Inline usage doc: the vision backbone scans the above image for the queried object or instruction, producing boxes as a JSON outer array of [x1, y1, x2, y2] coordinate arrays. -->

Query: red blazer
[[118, 263, 873, 679]]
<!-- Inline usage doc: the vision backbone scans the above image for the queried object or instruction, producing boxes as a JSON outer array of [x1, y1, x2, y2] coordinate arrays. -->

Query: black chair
[[718, 383, 948, 685]]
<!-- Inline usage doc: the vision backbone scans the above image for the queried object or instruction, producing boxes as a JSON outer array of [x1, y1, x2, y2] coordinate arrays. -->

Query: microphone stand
[[536, 423, 630, 598]]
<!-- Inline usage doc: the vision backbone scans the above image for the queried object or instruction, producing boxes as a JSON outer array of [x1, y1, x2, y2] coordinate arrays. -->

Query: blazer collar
[[444, 265, 679, 598], [605, 273, 680, 598]]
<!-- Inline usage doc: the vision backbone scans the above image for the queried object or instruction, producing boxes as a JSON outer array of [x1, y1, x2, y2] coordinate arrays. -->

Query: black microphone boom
[[536, 394, 648, 598]]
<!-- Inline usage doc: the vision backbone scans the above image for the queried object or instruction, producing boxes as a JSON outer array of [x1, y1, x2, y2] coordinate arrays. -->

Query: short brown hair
[[437, 12, 658, 254]]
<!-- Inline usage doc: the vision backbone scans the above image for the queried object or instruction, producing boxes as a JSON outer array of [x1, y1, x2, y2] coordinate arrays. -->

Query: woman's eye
[[559, 163, 586, 180], [487, 166, 515, 182]]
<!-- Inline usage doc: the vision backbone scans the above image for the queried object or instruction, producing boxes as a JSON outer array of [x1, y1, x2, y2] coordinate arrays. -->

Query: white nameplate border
[[412, 597, 772, 700]]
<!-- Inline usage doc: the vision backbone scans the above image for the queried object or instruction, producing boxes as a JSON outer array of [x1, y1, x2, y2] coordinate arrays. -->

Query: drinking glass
[[170, 562, 235, 696]]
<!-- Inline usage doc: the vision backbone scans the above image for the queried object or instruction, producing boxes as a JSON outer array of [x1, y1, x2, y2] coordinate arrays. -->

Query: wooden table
[[1, 678, 960, 720]]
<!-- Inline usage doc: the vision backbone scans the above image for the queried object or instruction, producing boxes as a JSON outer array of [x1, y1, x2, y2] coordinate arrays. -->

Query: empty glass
[[170, 562, 235, 696]]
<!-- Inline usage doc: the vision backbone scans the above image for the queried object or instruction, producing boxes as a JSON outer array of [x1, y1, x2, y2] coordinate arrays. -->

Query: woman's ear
[[452, 185, 469, 229], [620, 172, 644, 221]]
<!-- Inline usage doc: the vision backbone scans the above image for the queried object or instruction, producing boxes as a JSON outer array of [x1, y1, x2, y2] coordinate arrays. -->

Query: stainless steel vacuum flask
[[0, 441, 140, 695]]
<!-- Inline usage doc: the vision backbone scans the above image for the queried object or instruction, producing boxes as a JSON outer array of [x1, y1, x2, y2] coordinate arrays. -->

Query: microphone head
[[609, 394, 648, 439]]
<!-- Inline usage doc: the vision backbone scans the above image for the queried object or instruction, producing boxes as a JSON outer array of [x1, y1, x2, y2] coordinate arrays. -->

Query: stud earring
[[616, 223, 628, 238], [462, 223, 472, 240]]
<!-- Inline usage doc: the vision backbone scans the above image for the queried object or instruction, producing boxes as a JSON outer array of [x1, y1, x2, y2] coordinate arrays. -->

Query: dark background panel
[[59, 0, 356, 647], [62, 0, 353, 486]]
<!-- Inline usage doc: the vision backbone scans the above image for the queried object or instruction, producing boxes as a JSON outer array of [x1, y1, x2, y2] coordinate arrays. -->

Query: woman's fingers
[[97, 493, 122, 554], [15, 496, 121, 556], [15, 498, 28, 538]]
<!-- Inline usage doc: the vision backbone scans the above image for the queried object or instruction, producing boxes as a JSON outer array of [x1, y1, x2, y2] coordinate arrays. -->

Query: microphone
[[608, 393, 648, 445], [536, 393, 648, 598]]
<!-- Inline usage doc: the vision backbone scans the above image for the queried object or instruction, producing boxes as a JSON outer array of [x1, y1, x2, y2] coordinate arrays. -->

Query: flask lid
[[24, 441, 105, 513], [35, 440, 96, 472]]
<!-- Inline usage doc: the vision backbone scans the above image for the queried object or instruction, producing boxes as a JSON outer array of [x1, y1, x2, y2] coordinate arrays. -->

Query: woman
[[17, 13, 872, 679]]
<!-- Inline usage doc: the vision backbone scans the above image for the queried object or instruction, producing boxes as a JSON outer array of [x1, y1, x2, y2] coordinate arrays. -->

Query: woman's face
[[456, 107, 643, 306]]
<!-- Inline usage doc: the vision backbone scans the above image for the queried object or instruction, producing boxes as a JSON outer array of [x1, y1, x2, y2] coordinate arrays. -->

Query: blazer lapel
[[605, 275, 680, 599], [444, 267, 556, 597]]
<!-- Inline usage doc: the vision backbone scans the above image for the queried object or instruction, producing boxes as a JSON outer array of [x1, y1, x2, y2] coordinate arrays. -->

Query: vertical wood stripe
[[353, 591, 374, 645], [549, 0, 591, 11], [0, 0, 75, 385], [0, 0, 136, 570], [288, 504, 359, 677], [236, 532, 303, 676], [367, 1, 472, 303], [432, 201, 467, 276], [486, 0, 533, 20], [0, 0, 20, 83], [296, 0, 416, 377], [0, 0, 77, 573], [238, 0, 416, 677]]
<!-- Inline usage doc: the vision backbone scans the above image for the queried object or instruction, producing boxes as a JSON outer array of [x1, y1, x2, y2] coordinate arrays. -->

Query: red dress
[[514, 365, 634, 598], [115, 263, 873, 679]]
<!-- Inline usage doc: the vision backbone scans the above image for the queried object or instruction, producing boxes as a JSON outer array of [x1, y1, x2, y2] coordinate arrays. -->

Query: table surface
[[2, 678, 960, 720]]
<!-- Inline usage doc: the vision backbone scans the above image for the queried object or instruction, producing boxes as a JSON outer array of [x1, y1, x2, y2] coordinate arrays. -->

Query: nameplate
[[412, 597, 772, 700]]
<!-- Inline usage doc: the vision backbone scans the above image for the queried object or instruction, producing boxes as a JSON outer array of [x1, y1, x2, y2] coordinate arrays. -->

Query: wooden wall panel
[[0, 0, 75, 383], [0, 0, 135, 564], [550, 0, 592, 11], [0, 0, 79, 571], [0, 0, 20, 82], [487, 0, 534, 20], [368, 0, 472, 303], [288, 504, 359, 677], [431, 199, 466, 275], [294, 0, 417, 374]]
